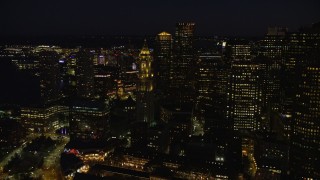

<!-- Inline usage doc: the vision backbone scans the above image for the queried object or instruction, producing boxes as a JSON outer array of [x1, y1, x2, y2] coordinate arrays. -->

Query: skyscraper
[[259, 27, 288, 61], [65, 53, 77, 97], [227, 61, 262, 131], [170, 22, 195, 103], [38, 50, 60, 104], [76, 49, 95, 98], [254, 56, 281, 112], [288, 24, 320, 178], [154, 31, 172, 93], [195, 52, 228, 132], [291, 62, 320, 179], [136, 40, 154, 125]]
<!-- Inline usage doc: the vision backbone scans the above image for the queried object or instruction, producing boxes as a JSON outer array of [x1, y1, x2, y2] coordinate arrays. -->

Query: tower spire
[[140, 39, 151, 56], [143, 38, 148, 48]]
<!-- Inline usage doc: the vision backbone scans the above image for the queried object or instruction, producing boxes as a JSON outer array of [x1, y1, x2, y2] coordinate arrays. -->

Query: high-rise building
[[93, 65, 118, 99], [291, 63, 320, 179], [280, 24, 320, 140], [227, 61, 262, 131], [174, 22, 195, 59], [283, 23, 320, 179], [255, 28, 291, 136], [170, 22, 196, 103], [65, 53, 77, 97], [37, 50, 60, 104], [195, 52, 228, 132], [75, 50, 95, 98], [254, 57, 281, 112], [136, 40, 154, 125], [229, 40, 252, 61], [257, 27, 287, 112], [154, 31, 172, 93], [259, 27, 288, 61]]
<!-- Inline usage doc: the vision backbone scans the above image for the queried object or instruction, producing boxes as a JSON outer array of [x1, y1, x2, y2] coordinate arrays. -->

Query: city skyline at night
[[0, 1, 320, 180]]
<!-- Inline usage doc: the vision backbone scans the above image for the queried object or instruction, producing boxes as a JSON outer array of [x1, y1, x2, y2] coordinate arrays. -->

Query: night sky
[[1, 0, 319, 37]]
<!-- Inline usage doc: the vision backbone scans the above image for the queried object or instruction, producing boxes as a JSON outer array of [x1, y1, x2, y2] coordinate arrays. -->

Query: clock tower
[[136, 40, 154, 125]]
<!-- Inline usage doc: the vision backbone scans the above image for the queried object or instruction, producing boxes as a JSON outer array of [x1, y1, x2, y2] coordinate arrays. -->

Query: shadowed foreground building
[[0, 118, 26, 148], [101, 130, 242, 179], [69, 99, 110, 142]]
